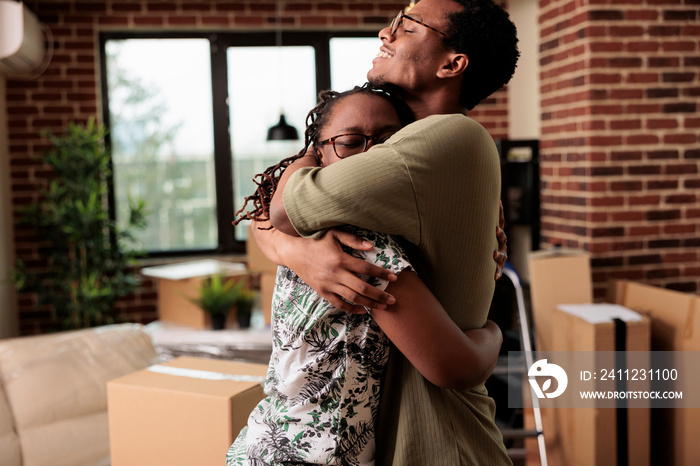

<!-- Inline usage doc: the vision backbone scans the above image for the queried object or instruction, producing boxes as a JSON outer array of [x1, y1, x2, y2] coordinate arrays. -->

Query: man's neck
[[409, 101, 466, 120], [401, 87, 466, 120]]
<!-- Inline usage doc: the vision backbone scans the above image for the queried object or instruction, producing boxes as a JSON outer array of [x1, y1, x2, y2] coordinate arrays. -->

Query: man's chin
[[367, 72, 386, 86]]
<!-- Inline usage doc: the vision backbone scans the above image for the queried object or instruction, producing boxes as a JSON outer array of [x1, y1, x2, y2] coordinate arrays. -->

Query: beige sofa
[[0, 323, 158, 466]]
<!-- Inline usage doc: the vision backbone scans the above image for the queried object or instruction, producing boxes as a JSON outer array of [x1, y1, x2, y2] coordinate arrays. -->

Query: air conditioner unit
[[0, 0, 47, 77]]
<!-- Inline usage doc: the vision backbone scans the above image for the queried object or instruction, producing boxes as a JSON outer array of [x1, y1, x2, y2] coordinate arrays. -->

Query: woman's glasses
[[389, 11, 450, 39], [319, 131, 398, 158]]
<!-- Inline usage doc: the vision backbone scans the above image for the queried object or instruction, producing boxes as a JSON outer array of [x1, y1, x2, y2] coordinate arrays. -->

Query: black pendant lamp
[[266, 0, 299, 141], [267, 113, 299, 141]]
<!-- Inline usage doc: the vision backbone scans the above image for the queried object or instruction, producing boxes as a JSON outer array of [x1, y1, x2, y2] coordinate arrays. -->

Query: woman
[[226, 84, 502, 466]]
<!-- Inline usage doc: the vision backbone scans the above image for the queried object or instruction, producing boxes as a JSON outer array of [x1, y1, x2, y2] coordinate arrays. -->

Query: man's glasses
[[389, 11, 450, 39], [319, 131, 398, 159]]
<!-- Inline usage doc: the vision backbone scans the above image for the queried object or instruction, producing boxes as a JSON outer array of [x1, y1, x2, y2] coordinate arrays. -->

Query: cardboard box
[[528, 249, 593, 352], [526, 250, 652, 466], [608, 280, 700, 465], [141, 260, 249, 329], [108, 356, 267, 466], [246, 226, 279, 326], [259, 272, 276, 326], [552, 304, 650, 466], [246, 226, 278, 275], [609, 280, 700, 352]]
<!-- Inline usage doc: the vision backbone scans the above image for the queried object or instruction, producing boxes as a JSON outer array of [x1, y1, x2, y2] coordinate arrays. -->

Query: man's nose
[[378, 25, 395, 43]]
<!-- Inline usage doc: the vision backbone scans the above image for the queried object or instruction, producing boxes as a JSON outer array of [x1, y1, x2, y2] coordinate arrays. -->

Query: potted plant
[[14, 118, 147, 330], [186, 274, 243, 330], [235, 288, 257, 329]]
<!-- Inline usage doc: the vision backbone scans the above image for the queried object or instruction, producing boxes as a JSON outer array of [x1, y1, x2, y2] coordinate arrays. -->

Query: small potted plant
[[186, 274, 243, 330], [235, 288, 257, 329]]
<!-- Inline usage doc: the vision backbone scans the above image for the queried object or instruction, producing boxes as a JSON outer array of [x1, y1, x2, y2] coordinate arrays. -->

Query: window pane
[[105, 39, 216, 252], [330, 37, 381, 92], [227, 46, 317, 241]]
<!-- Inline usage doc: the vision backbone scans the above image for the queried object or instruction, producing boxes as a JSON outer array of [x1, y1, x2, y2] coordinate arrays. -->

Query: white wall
[[0, 77, 19, 338], [508, 0, 541, 140]]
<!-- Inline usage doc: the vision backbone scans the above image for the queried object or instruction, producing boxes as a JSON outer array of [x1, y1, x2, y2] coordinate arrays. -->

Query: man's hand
[[494, 201, 508, 280], [279, 228, 398, 313], [253, 224, 398, 313]]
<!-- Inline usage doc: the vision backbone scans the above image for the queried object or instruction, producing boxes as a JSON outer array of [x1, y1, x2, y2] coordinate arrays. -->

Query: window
[[227, 46, 317, 242], [330, 37, 382, 92], [105, 38, 216, 252], [101, 32, 379, 255]]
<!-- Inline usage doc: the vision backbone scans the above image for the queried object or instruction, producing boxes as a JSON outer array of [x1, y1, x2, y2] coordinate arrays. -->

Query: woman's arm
[[252, 221, 501, 387], [373, 269, 502, 389]]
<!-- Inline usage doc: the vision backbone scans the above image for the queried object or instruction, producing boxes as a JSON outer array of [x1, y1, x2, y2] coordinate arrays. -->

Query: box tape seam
[[147, 364, 266, 385]]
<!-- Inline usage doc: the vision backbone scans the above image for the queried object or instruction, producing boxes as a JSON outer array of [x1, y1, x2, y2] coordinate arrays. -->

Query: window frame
[[99, 30, 376, 258]]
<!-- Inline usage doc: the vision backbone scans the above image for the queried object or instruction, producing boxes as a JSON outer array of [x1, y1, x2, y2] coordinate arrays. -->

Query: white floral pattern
[[226, 228, 413, 466]]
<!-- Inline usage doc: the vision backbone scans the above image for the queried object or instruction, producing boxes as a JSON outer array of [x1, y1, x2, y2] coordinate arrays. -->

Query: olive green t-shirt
[[283, 114, 511, 465]]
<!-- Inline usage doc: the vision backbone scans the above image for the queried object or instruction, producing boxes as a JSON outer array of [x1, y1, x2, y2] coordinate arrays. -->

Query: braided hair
[[233, 83, 414, 226]]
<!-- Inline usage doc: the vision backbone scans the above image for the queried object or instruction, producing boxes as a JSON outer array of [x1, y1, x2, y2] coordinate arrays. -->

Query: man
[[258, 0, 519, 464]]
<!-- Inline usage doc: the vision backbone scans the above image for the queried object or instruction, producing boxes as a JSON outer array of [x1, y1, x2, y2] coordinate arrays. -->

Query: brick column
[[538, 0, 699, 297]]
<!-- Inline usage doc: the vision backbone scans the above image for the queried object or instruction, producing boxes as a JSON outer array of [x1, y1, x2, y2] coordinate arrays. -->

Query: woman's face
[[316, 93, 404, 167]]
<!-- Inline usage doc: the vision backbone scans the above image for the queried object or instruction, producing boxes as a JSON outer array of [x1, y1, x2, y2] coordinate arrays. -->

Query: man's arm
[[271, 141, 508, 278], [271, 145, 421, 243], [268, 154, 508, 282], [268, 155, 315, 236]]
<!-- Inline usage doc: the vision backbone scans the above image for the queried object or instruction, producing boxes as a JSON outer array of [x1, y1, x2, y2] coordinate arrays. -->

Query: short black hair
[[443, 0, 520, 110]]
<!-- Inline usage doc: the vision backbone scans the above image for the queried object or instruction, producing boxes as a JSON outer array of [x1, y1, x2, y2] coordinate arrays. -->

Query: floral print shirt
[[226, 228, 413, 466]]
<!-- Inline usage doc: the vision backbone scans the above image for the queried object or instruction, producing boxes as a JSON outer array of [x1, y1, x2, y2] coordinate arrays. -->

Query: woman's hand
[[494, 201, 508, 280]]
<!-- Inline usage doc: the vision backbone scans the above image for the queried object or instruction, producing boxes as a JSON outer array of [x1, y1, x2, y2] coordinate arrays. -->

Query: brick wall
[[7, 0, 509, 335], [538, 0, 699, 298]]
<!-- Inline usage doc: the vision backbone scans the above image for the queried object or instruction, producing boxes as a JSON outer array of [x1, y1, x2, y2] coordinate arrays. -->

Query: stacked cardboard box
[[552, 303, 650, 466], [108, 356, 267, 466], [525, 250, 593, 466], [527, 250, 651, 466], [141, 260, 249, 329], [528, 250, 593, 352], [246, 226, 278, 325], [608, 280, 700, 465]]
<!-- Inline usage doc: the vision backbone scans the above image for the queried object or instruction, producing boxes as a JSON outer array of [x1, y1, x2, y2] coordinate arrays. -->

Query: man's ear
[[437, 53, 468, 79]]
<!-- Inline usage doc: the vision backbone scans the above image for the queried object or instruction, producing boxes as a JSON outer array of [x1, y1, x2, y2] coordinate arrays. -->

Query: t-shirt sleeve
[[282, 143, 421, 245]]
